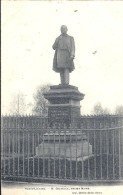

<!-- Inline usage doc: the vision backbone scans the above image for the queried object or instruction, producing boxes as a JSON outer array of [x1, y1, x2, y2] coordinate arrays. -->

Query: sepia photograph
[[1, 0, 123, 194]]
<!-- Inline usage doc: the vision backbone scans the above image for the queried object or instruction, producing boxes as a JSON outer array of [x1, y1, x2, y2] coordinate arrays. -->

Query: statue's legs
[[60, 70, 64, 84], [60, 69, 69, 84], [64, 69, 69, 84]]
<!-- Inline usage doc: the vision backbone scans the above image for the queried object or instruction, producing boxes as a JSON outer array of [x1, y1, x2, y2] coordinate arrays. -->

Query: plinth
[[44, 84, 85, 127], [36, 130, 92, 160], [36, 85, 92, 160]]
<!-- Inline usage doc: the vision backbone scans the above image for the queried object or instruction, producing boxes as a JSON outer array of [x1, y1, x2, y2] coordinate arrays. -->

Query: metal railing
[[1, 120, 123, 183], [1, 114, 123, 129]]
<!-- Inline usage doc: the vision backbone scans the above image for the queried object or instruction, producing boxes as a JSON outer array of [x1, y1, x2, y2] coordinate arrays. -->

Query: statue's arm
[[52, 37, 59, 50], [70, 37, 75, 58]]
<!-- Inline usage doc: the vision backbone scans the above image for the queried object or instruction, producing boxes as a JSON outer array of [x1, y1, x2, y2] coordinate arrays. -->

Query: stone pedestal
[[36, 84, 93, 160], [44, 84, 84, 127], [36, 130, 92, 161]]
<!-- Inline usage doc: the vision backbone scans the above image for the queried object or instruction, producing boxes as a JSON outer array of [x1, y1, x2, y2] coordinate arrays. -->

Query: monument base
[[44, 84, 85, 127], [42, 85, 88, 160], [35, 130, 92, 161]]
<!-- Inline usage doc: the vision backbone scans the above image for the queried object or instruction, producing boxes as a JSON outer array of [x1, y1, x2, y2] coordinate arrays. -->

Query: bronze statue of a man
[[52, 25, 75, 85]]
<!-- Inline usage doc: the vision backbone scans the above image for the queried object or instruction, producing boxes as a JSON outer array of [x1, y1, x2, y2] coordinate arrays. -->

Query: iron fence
[[1, 115, 123, 183]]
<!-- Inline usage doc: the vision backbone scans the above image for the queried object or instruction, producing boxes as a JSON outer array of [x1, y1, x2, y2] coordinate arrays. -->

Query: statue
[[52, 25, 75, 85]]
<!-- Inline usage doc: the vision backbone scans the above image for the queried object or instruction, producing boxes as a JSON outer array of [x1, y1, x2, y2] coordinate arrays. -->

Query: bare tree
[[9, 92, 26, 115], [115, 105, 123, 115], [32, 84, 50, 116], [92, 102, 110, 115]]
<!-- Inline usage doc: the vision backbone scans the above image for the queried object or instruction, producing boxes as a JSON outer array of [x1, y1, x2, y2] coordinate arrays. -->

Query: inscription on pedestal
[[49, 107, 70, 124], [44, 84, 85, 127]]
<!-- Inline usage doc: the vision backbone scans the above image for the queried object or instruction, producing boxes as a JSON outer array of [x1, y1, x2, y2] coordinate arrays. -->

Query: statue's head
[[60, 25, 68, 34]]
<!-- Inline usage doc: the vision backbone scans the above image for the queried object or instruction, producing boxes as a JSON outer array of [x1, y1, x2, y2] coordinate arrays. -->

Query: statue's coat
[[52, 34, 75, 73]]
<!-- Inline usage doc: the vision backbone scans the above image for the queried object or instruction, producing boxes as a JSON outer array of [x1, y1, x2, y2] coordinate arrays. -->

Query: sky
[[1, 0, 123, 115]]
